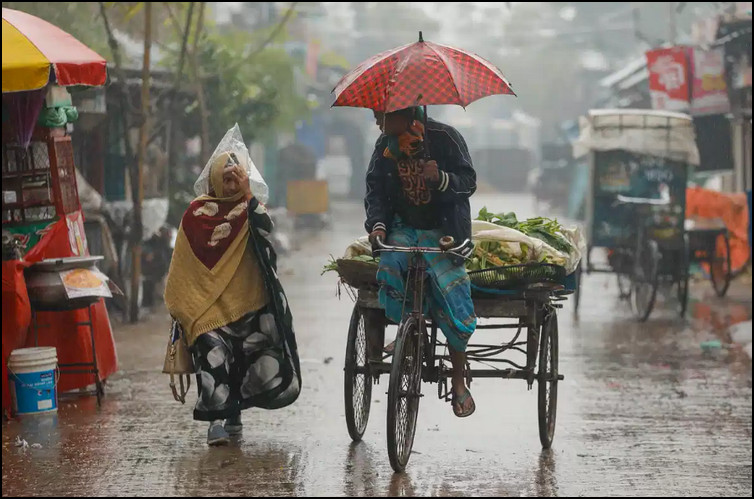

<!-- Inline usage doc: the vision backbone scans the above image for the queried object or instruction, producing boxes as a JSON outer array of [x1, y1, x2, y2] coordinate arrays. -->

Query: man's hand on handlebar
[[369, 229, 386, 250], [370, 233, 469, 258]]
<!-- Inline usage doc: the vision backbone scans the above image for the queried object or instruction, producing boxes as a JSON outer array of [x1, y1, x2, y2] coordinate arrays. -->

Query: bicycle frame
[[405, 251, 428, 325], [372, 239, 564, 391], [592, 196, 672, 275], [374, 239, 469, 327], [374, 239, 468, 377]]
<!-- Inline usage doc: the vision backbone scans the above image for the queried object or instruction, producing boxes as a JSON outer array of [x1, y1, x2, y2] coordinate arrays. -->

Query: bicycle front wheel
[[386, 315, 423, 473], [631, 238, 660, 322]]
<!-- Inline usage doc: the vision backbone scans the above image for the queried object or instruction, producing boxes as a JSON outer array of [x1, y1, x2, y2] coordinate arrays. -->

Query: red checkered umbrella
[[332, 33, 515, 112]]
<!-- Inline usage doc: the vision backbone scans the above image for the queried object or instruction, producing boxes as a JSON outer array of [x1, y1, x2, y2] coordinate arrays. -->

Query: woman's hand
[[232, 165, 253, 200]]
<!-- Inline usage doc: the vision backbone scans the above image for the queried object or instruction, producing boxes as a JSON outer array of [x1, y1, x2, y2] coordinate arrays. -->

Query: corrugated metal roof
[[618, 68, 649, 90], [599, 55, 647, 88]]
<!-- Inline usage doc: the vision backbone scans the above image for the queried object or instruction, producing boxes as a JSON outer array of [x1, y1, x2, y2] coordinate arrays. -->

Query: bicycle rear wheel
[[710, 231, 731, 297], [677, 234, 690, 318], [344, 306, 373, 441], [538, 310, 559, 449], [573, 263, 582, 317]]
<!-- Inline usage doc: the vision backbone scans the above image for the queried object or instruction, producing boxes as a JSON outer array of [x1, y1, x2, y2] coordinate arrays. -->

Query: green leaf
[[124, 2, 144, 21]]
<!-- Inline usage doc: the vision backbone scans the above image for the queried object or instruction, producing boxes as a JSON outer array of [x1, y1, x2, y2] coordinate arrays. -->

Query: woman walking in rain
[[165, 139, 301, 446]]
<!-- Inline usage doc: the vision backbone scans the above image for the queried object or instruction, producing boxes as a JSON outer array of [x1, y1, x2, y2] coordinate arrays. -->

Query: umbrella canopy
[[332, 34, 515, 112], [2, 7, 107, 93]]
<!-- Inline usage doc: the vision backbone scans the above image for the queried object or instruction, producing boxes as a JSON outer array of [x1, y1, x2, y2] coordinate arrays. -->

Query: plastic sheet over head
[[193, 123, 269, 204]]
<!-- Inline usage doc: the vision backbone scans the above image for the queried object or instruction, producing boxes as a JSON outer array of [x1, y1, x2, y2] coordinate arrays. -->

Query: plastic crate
[[468, 263, 567, 290]]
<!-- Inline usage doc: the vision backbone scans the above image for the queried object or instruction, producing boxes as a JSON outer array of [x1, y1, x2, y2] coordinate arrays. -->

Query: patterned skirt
[[190, 304, 292, 421]]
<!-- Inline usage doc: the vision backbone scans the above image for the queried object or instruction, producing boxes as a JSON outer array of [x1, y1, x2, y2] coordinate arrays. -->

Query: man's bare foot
[[383, 340, 396, 355]]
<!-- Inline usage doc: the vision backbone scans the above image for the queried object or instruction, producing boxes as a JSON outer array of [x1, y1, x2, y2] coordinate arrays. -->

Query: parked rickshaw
[[571, 109, 701, 320]]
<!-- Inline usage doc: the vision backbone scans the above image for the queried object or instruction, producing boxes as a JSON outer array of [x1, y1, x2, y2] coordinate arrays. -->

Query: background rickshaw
[[571, 109, 701, 321]]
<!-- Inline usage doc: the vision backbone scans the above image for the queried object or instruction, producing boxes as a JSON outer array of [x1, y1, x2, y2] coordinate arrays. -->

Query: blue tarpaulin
[[296, 114, 326, 160], [746, 189, 751, 251]]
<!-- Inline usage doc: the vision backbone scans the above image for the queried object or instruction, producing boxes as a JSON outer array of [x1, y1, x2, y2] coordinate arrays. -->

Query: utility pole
[[192, 2, 209, 165], [669, 2, 677, 45], [130, 2, 152, 323]]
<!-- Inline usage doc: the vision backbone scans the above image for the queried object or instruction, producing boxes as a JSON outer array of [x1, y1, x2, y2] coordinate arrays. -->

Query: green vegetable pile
[[323, 208, 575, 276], [321, 256, 339, 275], [476, 207, 573, 253], [466, 239, 543, 272], [321, 254, 379, 275]]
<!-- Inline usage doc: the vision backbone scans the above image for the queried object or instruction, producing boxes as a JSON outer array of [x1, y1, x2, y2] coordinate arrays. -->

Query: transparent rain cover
[[193, 123, 269, 204]]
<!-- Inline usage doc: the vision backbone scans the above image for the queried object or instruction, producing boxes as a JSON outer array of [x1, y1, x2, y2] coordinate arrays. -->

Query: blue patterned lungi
[[377, 219, 476, 352]]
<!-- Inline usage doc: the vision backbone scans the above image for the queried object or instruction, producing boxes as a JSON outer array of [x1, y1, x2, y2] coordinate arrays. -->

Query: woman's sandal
[[452, 388, 476, 418]]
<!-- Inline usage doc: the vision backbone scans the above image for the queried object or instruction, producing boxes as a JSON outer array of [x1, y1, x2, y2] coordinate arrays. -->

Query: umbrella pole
[[423, 105, 429, 159], [420, 32, 428, 159]]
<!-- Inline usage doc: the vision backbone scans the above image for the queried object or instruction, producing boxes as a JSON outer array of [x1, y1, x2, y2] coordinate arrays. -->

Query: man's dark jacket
[[364, 118, 476, 258]]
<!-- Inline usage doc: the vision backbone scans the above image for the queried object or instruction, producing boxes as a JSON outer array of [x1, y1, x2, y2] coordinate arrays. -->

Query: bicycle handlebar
[[373, 236, 471, 258]]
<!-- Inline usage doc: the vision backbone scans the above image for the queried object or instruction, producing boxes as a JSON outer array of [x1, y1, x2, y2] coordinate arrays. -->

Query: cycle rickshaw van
[[571, 109, 700, 321]]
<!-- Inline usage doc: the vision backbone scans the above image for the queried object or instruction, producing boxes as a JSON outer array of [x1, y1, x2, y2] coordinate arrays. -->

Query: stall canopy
[[2, 7, 107, 93]]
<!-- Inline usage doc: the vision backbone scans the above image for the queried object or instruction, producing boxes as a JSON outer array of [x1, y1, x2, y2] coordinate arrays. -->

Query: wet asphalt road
[[2, 194, 752, 497]]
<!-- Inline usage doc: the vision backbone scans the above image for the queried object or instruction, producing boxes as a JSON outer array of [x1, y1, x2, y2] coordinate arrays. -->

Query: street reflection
[[534, 449, 558, 497]]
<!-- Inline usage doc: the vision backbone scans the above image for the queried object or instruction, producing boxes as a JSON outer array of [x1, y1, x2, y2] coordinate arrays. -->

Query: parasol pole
[[423, 104, 429, 159]]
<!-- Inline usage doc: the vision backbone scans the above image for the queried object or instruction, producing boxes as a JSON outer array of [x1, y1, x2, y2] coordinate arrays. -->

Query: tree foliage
[[4, 1, 307, 143], [173, 28, 309, 146]]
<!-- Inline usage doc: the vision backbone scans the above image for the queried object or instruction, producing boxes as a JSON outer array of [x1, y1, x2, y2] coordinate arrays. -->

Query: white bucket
[[8, 347, 59, 415]]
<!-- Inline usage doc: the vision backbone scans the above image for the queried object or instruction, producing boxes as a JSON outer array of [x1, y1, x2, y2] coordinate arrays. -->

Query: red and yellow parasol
[[2, 7, 107, 93]]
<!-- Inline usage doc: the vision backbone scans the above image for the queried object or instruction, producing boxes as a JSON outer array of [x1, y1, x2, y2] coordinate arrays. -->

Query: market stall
[[2, 7, 117, 415]]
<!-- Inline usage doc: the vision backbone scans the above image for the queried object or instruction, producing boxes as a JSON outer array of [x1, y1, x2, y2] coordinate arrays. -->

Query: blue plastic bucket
[[8, 347, 58, 415]]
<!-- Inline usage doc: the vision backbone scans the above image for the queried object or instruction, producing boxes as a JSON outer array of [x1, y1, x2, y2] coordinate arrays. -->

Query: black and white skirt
[[190, 304, 297, 421]]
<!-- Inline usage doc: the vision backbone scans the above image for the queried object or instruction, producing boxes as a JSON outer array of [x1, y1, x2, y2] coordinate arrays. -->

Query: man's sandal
[[452, 388, 476, 418]]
